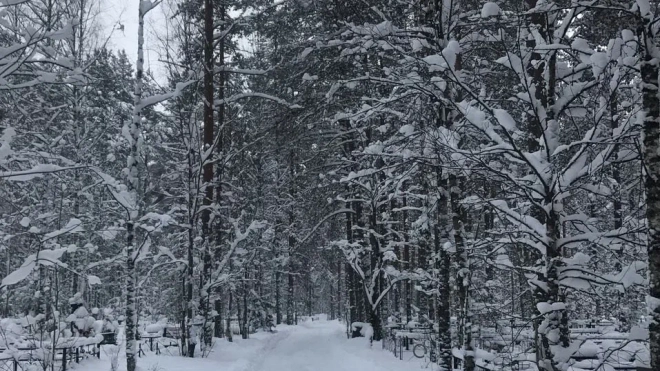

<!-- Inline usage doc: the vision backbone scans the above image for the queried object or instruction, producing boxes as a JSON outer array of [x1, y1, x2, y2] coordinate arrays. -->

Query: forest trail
[[242, 320, 410, 371], [78, 319, 425, 371]]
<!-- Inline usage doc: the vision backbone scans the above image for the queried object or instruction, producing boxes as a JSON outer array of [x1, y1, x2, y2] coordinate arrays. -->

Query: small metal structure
[[0, 343, 99, 371]]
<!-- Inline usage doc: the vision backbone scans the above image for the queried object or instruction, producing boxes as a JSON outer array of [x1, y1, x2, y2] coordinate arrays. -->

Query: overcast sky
[[101, 1, 252, 86], [103, 0, 169, 83]]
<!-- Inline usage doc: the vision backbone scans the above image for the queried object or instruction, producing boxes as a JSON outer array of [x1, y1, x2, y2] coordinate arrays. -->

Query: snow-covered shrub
[[66, 305, 95, 337]]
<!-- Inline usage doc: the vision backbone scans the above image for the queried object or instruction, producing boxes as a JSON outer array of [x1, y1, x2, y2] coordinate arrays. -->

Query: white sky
[[101, 1, 252, 85], [102, 0, 169, 83]]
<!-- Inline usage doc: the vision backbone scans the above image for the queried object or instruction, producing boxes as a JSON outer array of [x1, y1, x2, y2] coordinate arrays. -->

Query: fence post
[[76, 347, 79, 363], [62, 348, 67, 371]]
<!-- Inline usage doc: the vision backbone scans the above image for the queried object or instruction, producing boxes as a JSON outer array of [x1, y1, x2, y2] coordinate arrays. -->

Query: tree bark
[[215, 288, 224, 338], [449, 172, 473, 371], [286, 267, 294, 325], [286, 151, 296, 325], [337, 250, 342, 319], [275, 258, 282, 324], [213, 0, 226, 341], [435, 167, 452, 370], [242, 271, 249, 339], [124, 2, 149, 369], [186, 212, 195, 356], [198, 0, 215, 350], [403, 195, 411, 324], [226, 290, 233, 342], [523, 2, 569, 369], [368, 203, 383, 341], [639, 13, 660, 369], [346, 201, 357, 325]]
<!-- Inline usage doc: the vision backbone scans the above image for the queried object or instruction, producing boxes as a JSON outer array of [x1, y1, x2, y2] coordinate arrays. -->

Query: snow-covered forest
[[0, 0, 659, 370]]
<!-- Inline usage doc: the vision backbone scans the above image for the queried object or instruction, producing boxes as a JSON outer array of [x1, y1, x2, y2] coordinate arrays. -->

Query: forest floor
[[78, 319, 430, 371]]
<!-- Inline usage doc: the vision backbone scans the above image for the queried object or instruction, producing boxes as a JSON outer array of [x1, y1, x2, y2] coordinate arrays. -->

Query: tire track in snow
[[242, 329, 292, 371]]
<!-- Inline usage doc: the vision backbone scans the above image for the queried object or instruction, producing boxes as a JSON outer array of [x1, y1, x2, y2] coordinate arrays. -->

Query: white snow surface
[[481, 2, 501, 17], [78, 319, 425, 371]]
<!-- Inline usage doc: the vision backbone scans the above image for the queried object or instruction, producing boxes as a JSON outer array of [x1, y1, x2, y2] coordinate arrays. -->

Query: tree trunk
[[307, 273, 313, 317], [213, 1, 226, 341], [186, 221, 195, 356], [330, 282, 336, 320], [640, 14, 660, 369], [198, 0, 215, 349], [286, 268, 294, 325], [403, 195, 411, 324], [538, 208, 570, 370], [368, 305, 382, 341], [354, 201, 366, 323], [242, 272, 249, 339], [346, 191, 355, 324], [125, 2, 147, 369], [226, 291, 233, 342], [214, 291, 223, 338], [285, 150, 296, 325], [435, 169, 452, 370], [450, 172, 473, 371], [337, 249, 342, 320], [275, 262, 282, 324], [125, 247, 137, 371], [368, 202, 383, 341], [523, 2, 569, 368], [524, 0, 550, 330]]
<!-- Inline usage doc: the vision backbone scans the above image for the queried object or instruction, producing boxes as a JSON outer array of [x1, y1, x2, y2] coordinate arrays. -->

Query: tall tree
[[638, 1, 660, 368]]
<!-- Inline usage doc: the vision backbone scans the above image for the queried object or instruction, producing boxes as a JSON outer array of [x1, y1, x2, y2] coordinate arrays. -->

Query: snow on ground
[[78, 319, 432, 371]]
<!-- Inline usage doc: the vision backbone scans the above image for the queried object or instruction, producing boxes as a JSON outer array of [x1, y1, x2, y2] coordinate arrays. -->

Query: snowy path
[[242, 321, 417, 371], [79, 320, 426, 371]]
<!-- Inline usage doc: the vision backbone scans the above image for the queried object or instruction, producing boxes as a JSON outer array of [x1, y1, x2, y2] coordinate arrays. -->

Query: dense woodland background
[[0, 0, 659, 370]]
